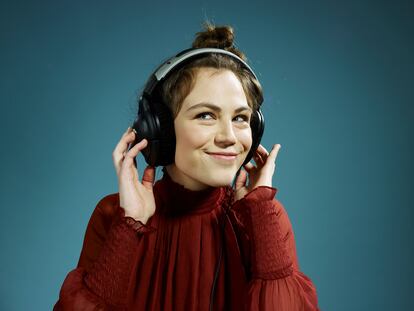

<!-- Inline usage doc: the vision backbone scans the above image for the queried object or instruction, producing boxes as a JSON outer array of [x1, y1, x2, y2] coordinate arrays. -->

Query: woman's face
[[165, 68, 253, 190]]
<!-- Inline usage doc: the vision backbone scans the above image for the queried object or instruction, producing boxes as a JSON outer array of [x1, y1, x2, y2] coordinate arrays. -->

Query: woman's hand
[[112, 127, 156, 224], [233, 144, 281, 203]]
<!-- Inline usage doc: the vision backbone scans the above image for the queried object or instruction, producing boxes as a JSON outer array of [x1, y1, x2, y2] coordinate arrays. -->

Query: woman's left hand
[[233, 144, 281, 203]]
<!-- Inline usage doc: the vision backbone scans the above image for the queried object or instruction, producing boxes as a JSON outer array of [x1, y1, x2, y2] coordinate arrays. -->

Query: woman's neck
[[164, 165, 211, 191]]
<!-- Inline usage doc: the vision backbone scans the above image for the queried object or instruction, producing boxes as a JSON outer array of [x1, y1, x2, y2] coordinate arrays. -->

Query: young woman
[[54, 23, 320, 310]]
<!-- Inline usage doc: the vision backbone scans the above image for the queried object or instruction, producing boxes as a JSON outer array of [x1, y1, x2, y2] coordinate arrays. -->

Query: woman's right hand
[[112, 127, 156, 224]]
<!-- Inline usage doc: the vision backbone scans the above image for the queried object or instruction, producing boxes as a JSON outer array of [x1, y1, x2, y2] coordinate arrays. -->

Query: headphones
[[131, 47, 265, 168]]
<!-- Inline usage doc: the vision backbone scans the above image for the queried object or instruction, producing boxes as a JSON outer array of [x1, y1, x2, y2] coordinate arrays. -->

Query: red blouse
[[53, 169, 320, 310]]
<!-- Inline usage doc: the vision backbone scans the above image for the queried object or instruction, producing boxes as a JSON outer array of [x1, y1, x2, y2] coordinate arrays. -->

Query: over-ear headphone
[[131, 47, 265, 168]]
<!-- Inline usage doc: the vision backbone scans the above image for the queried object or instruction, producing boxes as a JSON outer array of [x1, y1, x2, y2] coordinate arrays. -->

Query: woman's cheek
[[238, 128, 253, 151], [188, 126, 212, 147], [176, 127, 209, 157]]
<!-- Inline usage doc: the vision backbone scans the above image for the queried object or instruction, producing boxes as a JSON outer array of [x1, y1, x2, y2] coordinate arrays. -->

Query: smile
[[205, 152, 237, 162]]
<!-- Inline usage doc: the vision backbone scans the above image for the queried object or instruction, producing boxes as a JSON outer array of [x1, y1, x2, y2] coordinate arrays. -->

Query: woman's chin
[[204, 172, 237, 187]]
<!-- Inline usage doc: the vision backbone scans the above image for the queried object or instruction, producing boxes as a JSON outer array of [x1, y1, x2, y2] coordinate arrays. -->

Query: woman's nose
[[214, 121, 237, 146]]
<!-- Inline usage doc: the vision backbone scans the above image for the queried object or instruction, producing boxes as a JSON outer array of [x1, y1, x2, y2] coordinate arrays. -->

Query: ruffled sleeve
[[230, 186, 320, 310], [53, 194, 156, 311]]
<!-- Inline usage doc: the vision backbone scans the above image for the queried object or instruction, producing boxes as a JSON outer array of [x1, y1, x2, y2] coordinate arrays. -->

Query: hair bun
[[192, 22, 246, 61]]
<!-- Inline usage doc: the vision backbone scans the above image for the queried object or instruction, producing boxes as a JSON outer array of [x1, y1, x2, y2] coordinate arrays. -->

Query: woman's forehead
[[181, 69, 248, 111]]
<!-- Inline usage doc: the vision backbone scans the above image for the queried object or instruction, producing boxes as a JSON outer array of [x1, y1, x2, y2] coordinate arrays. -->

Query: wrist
[[123, 210, 149, 224]]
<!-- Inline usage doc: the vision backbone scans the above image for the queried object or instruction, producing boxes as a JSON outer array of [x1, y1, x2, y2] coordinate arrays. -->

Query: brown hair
[[159, 21, 264, 119]]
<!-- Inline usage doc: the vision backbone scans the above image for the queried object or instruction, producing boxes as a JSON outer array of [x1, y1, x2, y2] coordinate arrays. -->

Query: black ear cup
[[132, 94, 176, 166], [242, 108, 265, 166]]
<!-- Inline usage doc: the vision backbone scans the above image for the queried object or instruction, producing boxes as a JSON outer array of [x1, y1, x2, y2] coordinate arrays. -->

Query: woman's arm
[[231, 186, 320, 311], [53, 194, 155, 311]]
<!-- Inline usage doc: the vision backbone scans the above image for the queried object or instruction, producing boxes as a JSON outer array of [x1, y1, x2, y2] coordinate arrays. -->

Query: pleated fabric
[[54, 168, 320, 310]]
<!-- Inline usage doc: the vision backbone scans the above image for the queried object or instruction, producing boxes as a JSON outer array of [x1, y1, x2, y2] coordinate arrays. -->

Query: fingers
[[254, 144, 281, 166], [250, 144, 269, 167], [268, 144, 281, 163], [244, 144, 281, 172], [253, 152, 264, 166], [113, 128, 133, 163], [122, 138, 148, 167], [113, 127, 147, 176], [255, 145, 268, 162], [113, 128, 131, 173], [234, 168, 248, 191], [141, 165, 155, 190], [241, 144, 281, 188], [243, 162, 254, 172]]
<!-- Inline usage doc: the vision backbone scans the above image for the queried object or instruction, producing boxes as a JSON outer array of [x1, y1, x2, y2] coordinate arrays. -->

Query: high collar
[[153, 167, 229, 216]]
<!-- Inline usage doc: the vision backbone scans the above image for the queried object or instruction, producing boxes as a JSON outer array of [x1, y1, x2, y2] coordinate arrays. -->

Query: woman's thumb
[[234, 168, 247, 191], [141, 165, 155, 190]]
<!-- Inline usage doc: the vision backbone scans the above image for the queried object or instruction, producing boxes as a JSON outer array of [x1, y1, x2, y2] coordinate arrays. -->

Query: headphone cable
[[209, 211, 226, 311], [209, 180, 236, 311]]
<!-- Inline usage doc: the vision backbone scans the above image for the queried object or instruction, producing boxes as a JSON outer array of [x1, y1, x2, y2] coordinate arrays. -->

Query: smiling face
[[165, 68, 253, 191]]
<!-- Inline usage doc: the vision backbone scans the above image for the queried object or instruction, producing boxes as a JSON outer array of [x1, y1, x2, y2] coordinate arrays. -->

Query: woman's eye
[[234, 115, 250, 122], [196, 112, 250, 122], [196, 112, 214, 120]]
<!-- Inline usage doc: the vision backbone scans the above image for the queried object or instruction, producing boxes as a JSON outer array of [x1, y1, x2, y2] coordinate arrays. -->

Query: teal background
[[1, 0, 413, 310]]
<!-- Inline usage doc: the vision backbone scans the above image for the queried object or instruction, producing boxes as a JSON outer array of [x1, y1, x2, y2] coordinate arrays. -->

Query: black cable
[[209, 167, 240, 310], [209, 212, 226, 311]]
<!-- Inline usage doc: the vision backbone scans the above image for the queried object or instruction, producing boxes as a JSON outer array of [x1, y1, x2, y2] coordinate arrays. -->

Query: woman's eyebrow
[[186, 102, 252, 113]]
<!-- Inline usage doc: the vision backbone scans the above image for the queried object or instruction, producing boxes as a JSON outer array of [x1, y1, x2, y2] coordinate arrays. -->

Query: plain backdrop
[[1, 0, 413, 310]]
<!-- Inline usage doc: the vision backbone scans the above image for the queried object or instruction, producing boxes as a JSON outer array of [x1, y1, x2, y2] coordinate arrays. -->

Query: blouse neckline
[[154, 167, 227, 216]]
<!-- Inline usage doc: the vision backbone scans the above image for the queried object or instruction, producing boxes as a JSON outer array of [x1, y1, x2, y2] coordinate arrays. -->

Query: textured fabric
[[53, 169, 320, 310], [231, 186, 293, 279]]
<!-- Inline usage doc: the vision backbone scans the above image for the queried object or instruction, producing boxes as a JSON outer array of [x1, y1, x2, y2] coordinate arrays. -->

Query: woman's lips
[[206, 152, 237, 162]]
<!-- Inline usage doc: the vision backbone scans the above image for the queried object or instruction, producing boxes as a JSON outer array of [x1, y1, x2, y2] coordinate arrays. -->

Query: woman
[[54, 23, 320, 310]]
